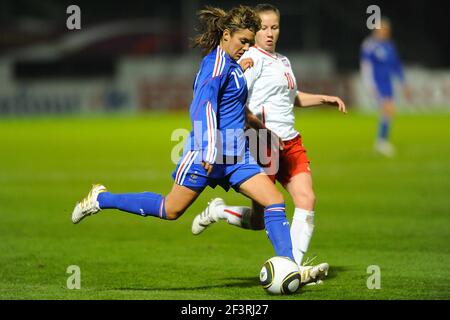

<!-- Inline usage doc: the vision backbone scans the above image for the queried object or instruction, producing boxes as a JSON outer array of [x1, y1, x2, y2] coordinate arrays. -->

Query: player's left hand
[[403, 85, 414, 103], [202, 161, 214, 176], [239, 58, 254, 71], [321, 95, 347, 114]]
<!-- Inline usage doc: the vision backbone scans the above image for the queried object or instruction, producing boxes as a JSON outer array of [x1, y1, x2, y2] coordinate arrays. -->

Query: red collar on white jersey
[[253, 46, 278, 60]]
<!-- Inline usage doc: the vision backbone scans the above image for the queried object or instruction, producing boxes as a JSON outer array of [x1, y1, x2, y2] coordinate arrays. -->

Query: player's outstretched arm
[[295, 91, 347, 113], [319, 95, 347, 113]]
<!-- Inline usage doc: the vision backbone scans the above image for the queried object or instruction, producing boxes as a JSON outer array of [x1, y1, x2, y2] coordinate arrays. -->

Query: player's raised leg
[[238, 173, 294, 260], [72, 183, 200, 224]]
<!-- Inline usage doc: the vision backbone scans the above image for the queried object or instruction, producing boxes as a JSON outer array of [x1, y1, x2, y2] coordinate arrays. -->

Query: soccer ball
[[259, 256, 301, 295]]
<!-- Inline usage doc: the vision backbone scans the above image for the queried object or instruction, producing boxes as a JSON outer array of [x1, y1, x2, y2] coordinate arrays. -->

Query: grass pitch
[[0, 109, 449, 300]]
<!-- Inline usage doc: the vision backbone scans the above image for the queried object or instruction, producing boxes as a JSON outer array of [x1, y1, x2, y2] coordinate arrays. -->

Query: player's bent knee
[[164, 205, 185, 220], [164, 209, 183, 220], [294, 190, 316, 209], [308, 192, 316, 206], [267, 192, 285, 207]]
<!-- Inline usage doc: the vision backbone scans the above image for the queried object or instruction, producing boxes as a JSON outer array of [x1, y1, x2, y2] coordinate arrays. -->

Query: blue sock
[[264, 204, 294, 260], [378, 117, 391, 141], [98, 192, 166, 219]]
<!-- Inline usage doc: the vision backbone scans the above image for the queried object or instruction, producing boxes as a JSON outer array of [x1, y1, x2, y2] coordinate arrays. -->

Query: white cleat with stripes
[[71, 184, 107, 224], [192, 198, 225, 235], [299, 262, 330, 286]]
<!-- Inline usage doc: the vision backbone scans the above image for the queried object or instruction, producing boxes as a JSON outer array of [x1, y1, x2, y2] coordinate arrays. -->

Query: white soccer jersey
[[241, 46, 299, 141]]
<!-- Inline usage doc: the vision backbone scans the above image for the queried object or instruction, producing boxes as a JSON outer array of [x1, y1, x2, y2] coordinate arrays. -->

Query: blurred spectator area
[[2, 0, 449, 69], [0, 0, 449, 114]]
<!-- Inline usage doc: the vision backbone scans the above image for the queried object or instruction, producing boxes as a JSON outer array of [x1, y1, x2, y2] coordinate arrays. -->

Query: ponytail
[[192, 6, 227, 55], [192, 5, 261, 55]]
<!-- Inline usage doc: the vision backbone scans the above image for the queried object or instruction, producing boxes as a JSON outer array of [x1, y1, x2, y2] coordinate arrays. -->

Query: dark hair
[[192, 5, 261, 55], [254, 3, 280, 18]]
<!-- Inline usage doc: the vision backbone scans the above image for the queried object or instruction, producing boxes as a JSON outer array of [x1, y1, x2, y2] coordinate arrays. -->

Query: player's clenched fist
[[239, 58, 254, 71], [202, 161, 213, 176]]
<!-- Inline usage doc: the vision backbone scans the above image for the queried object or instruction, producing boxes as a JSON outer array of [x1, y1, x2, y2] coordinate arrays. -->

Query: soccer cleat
[[191, 198, 225, 235], [298, 262, 330, 285], [374, 140, 395, 157], [314, 262, 330, 281], [305, 279, 324, 286], [71, 184, 108, 224], [298, 265, 318, 284]]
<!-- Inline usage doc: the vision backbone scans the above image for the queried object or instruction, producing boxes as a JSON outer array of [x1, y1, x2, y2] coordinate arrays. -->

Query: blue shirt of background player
[[187, 46, 248, 165], [360, 36, 405, 98]]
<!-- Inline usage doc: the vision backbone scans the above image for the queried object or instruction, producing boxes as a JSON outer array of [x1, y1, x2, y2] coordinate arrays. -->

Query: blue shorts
[[374, 80, 393, 100], [171, 148, 263, 192]]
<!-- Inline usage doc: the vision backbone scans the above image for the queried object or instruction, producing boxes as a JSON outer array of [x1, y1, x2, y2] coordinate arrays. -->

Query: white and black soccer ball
[[260, 256, 301, 295]]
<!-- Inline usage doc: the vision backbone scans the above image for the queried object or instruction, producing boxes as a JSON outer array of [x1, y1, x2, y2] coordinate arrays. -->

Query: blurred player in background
[[192, 4, 347, 284], [71, 5, 301, 266], [360, 17, 412, 157]]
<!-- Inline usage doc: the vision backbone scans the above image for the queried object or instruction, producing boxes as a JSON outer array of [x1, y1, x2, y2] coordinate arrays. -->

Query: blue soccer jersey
[[360, 37, 405, 98], [188, 46, 248, 163], [172, 46, 263, 191]]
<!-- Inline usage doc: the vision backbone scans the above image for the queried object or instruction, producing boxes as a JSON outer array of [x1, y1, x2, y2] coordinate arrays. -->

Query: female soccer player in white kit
[[192, 4, 347, 284]]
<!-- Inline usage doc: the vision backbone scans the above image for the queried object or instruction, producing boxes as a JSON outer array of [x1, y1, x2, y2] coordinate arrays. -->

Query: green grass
[[0, 109, 449, 299]]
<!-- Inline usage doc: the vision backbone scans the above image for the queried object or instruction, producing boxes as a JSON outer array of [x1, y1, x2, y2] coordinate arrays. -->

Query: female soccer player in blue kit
[[71, 5, 296, 261], [360, 18, 412, 156]]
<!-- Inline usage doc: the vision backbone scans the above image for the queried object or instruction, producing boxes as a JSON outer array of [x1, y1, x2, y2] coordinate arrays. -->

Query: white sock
[[290, 208, 315, 266], [217, 205, 253, 229]]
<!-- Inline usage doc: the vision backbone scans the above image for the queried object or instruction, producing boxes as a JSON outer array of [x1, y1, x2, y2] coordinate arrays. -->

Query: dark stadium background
[[1, 0, 448, 74]]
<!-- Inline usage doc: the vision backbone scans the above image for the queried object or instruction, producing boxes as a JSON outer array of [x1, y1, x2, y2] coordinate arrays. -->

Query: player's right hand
[[239, 58, 254, 71], [403, 85, 414, 103], [202, 161, 214, 176], [321, 95, 347, 114]]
